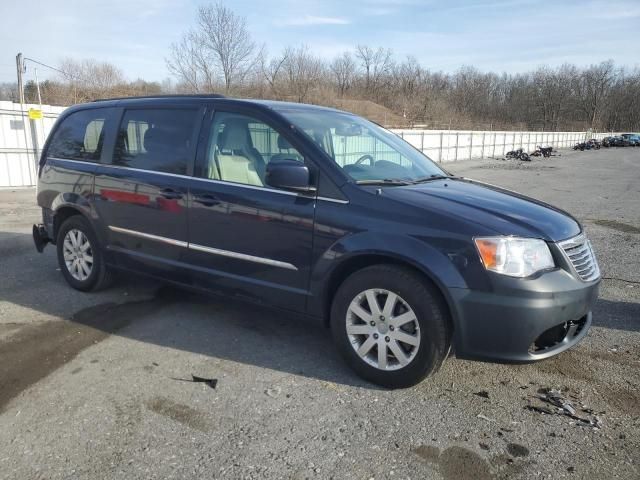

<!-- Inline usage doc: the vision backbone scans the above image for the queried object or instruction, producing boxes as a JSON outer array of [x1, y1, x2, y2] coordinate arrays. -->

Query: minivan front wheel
[[331, 265, 449, 388], [56, 215, 112, 291]]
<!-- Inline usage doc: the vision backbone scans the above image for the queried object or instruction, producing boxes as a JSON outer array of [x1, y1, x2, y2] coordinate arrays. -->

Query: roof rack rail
[[92, 94, 226, 102]]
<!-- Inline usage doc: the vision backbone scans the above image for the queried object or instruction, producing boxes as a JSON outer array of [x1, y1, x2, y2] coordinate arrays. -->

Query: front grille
[[558, 234, 600, 282]]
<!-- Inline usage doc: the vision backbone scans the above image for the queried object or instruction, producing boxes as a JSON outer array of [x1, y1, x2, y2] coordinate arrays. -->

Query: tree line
[[1, 3, 638, 132]]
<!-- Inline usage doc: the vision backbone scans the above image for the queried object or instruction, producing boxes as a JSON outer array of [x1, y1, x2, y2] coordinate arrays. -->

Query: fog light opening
[[529, 317, 587, 354]]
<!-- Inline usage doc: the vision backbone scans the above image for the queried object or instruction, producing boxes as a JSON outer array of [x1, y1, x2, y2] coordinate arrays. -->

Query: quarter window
[[113, 108, 199, 175], [199, 112, 304, 187], [48, 109, 111, 161]]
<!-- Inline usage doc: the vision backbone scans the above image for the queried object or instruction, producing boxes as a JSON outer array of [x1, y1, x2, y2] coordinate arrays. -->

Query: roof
[[45, 95, 354, 125], [87, 94, 350, 115], [92, 94, 226, 102], [242, 99, 348, 114]]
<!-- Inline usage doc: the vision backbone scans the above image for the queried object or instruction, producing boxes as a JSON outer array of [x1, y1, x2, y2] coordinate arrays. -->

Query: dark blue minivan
[[33, 95, 600, 387]]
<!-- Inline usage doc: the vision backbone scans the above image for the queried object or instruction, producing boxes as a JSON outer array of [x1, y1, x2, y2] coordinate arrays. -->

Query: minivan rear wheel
[[330, 265, 449, 388], [56, 215, 113, 291]]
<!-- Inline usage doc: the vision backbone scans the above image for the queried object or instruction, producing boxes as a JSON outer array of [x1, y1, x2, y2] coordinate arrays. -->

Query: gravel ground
[[0, 147, 638, 480]]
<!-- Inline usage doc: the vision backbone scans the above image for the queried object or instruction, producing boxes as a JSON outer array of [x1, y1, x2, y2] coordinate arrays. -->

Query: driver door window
[[199, 112, 304, 188]]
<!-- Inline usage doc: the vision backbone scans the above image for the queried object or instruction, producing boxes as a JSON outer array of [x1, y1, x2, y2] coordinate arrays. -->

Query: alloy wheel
[[63, 229, 94, 281], [346, 288, 421, 371]]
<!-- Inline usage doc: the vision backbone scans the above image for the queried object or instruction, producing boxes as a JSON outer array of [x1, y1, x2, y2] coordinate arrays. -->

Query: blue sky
[[1, 0, 639, 84]]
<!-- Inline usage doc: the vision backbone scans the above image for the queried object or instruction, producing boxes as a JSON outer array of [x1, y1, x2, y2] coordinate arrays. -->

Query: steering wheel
[[355, 154, 375, 166]]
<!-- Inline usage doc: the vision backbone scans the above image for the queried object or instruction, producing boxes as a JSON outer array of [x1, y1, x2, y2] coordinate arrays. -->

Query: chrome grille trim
[[558, 234, 600, 282]]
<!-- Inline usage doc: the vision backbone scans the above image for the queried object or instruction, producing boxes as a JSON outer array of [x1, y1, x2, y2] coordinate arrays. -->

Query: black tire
[[330, 264, 450, 389], [56, 215, 113, 292]]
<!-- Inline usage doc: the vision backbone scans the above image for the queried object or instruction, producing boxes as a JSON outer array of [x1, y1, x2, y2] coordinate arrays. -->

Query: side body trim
[[108, 225, 298, 271]]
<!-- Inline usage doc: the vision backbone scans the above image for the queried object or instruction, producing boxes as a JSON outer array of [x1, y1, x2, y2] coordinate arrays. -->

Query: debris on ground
[[191, 375, 218, 389], [530, 146, 555, 158], [170, 374, 218, 389], [525, 388, 602, 428], [477, 414, 495, 422], [504, 148, 531, 161], [265, 386, 282, 398], [473, 390, 490, 399], [506, 443, 530, 458]]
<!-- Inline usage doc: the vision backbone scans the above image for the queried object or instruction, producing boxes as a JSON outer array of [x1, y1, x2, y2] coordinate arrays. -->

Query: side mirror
[[265, 159, 315, 193]]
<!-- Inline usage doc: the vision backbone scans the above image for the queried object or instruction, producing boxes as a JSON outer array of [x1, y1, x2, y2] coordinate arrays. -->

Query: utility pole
[[15, 52, 34, 185], [34, 68, 42, 106], [16, 53, 25, 104]]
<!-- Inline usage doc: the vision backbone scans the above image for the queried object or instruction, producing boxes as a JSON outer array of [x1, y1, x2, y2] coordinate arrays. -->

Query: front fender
[[309, 231, 470, 322]]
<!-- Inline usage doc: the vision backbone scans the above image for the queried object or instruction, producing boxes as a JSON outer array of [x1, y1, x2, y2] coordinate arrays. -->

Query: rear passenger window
[[48, 109, 110, 161], [113, 108, 199, 175]]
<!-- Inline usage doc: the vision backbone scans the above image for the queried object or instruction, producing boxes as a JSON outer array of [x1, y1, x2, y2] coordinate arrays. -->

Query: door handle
[[193, 193, 219, 207], [159, 188, 183, 200]]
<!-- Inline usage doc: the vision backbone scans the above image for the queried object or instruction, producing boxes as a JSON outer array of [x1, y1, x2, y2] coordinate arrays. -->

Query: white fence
[[0, 101, 66, 188], [0, 100, 608, 187], [391, 129, 607, 163]]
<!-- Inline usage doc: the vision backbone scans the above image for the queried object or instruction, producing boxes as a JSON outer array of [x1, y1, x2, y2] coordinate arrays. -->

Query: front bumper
[[449, 269, 600, 363]]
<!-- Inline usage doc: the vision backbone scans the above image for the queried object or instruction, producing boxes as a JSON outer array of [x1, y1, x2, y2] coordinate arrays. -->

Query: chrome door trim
[[108, 225, 298, 271], [317, 196, 349, 204], [108, 226, 189, 248], [48, 157, 101, 166], [188, 243, 298, 271], [188, 176, 299, 197]]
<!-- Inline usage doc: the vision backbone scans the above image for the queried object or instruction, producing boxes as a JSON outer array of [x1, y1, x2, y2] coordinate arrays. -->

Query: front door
[[93, 106, 202, 281], [186, 109, 316, 312]]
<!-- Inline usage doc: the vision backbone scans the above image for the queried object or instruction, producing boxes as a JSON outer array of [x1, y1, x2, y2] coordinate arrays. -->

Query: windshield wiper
[[410, 174, 453, 184], [355, 178, 414, 186]]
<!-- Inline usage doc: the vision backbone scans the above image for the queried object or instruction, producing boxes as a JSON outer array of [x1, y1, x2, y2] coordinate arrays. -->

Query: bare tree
[[602, 68, 640, 131], [330, 52, 356, 97], [167, 2, 258, 93], [57, 58, 126, 102], [281, 46, 323, 103], [260, 50, 288, 98], [197, 2, 258, 92], [575, 60, 616, 128], [0, 82, 18, 102], [162, 4, 639, 130], [59, 58, 125, 89], [354, 45, 393, 97], [531, 65, 576, 130], [167, 31, 216, 92]]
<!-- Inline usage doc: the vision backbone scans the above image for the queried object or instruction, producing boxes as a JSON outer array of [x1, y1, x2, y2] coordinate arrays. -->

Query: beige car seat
[[211, 120, 264, 186]]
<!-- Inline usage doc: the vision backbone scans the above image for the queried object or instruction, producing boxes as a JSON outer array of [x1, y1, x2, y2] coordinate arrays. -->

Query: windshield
[[278, 109, 447, 184]]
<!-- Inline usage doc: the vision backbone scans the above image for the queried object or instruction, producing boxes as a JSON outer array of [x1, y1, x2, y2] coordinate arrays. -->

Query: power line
[[23, 56, 77, 80]]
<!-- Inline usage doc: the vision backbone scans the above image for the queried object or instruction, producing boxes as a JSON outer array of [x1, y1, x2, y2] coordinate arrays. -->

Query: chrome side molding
[[108, 225, 298, 271]]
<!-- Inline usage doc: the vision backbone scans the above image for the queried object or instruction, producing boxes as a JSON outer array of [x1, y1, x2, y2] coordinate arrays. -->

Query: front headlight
[[474, 236, 554, 278]]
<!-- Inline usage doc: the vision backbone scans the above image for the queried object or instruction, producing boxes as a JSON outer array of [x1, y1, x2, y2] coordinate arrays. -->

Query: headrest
[[143, 128, 162, 154], [220, 119, 249, 151], [277, 135, 293, 150]]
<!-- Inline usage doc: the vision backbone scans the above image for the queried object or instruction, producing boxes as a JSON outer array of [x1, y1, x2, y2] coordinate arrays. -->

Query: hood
[[381, 177, 581, 242]]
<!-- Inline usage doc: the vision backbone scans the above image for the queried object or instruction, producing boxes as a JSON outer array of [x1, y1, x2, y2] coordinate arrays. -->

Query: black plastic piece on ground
[[191, 375, 218, 389], [32, 224, 49, 253]]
